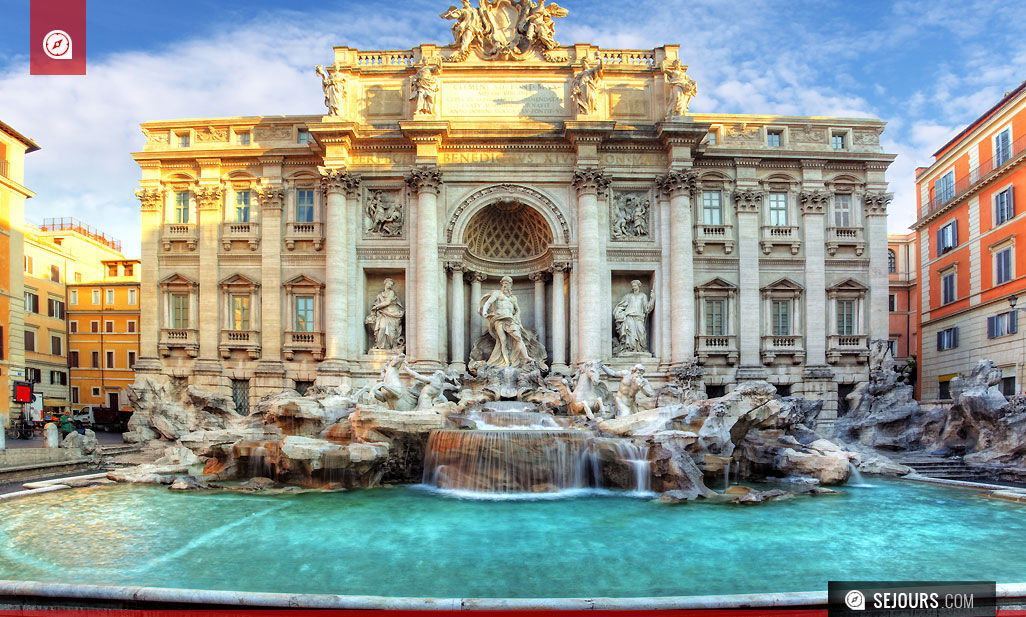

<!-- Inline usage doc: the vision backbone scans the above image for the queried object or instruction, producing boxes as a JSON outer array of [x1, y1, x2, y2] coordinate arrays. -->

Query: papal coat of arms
[[441, 0, 569, 62]]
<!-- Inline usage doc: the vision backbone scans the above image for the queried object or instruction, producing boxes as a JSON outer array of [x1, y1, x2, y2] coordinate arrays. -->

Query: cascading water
[[608, 440, 651, 493], [847, 462, 871, 487]]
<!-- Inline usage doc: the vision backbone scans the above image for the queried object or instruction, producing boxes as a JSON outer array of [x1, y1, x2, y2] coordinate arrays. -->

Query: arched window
[[887, 249, 896, 273]]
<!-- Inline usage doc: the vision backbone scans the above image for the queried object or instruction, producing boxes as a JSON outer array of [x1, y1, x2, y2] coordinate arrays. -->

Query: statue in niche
[[570, 55, 603, 115], [366, 279, 405, 351], [366, 191, 403, 237], [663, 59, 696, 119], [315, 63, 347, 117], [479, 276, 533, 367], [611, 194, 650, 239], [601, 363, 655, 417], [410, 61, 441, 115], [613, 280, 655, 355]]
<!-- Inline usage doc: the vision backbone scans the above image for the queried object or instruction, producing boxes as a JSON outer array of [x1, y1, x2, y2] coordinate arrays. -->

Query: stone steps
[[100, 445, 141, 455], [898, 456, 984, 480]]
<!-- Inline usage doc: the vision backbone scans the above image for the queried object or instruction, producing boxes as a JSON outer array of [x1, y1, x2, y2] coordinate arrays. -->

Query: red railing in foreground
[[38, 217, 122, 253]]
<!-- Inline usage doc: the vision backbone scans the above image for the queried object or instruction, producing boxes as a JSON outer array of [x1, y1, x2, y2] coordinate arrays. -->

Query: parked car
[[73, 406, 133, 432]]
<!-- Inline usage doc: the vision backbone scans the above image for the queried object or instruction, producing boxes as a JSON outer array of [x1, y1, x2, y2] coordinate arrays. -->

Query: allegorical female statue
[[366, 279, 405, 350], [570, 55, 603, 115], [315, 63, 347, 117], [613, 280, 655, 354], [663, 59, 697, 119], [411, 62, 441, 115]]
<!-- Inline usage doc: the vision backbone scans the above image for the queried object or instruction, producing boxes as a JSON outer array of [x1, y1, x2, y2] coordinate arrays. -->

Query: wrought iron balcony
[[926, 133, 1026, 215]]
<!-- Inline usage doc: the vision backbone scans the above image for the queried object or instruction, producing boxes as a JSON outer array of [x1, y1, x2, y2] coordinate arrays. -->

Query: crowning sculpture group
[[319, 0, 690, 422]]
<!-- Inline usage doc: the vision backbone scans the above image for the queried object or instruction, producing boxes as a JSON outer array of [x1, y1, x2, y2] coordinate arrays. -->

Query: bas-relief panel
[[610, 190, 651, 241], [363, 189, 405, 239]]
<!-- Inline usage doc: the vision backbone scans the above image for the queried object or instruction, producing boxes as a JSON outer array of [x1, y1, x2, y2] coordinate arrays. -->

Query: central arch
[[446, 184, 570, 245]]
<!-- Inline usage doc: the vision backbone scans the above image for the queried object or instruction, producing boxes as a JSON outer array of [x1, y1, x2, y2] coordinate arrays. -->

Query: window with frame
[[48, 298, 65, 319], [174, 191, 190, 224], [128, 351, 137, 368], [995, 187, 1015, 225], [124, 264, 133, 276], [231, 294, 251, 330], [702, 190, 722, 225], [24, 255, 32, 274], [235, 190, 251, 222], [297, 189, 315, 223], [107, 264, 118, 278], [91, 386, 100, 397], [887, 340, 897, 356], [92, 289, 100, 305], [69, 320, 78, 333], [987, 311, 1018, 339], [49, 371, 66, 386], [91, 351, 100, 368], [171, 293, 189, 329], [50, 335, 61, 356], [996, 246, 1013, 285], [128, 320, 137, 333], [106, 351, 115, 369], [766, 130, 782, 147], [888, 250, 896, 273], [1002, 375, 1017, 397], [771, 300, 791, 336], [26, 367, 41, 383], [294, 296, 314, 332], [24, 330, 35, 352], [995, 128, 1012, 166], [129, 289, 137, 305], [768, 192, 788, 226], [831, 133, 846, 150], [24, 291, 39, 314], [705, 299, 726, 335], [706, 131, 717, 145], [836, 299, 856, 335], [177, 133, 190, 148], [69, 289, 78, 305], [937, 220, 958, 255], [106, 289, 115, 305], [937, 327, 959, 351], [50, 265, 60, 283], [941, 270, 956, 304], [297, 128, 312, 144], [236, 131, 250, 145], [105, 321, 114, 333], [834, 194, 852, 227], [71, 387, 79, 404], [889, 294, 896, 312], [936, 170, 955, 203], [69, 351, 79, 367]]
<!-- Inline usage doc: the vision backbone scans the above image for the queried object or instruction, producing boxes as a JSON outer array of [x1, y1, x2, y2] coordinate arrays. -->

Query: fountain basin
[[1, 479, 1025, 599]]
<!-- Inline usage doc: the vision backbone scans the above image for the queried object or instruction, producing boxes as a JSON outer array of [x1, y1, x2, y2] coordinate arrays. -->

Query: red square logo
[[30, 0, 87, 75]]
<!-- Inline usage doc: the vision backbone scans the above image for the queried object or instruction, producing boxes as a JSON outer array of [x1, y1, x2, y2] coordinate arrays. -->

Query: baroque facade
[[133, 5, 894, 420]]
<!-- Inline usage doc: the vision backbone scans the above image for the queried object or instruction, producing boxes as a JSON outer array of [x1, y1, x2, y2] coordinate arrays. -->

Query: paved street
[[3, 429, 124, 449]]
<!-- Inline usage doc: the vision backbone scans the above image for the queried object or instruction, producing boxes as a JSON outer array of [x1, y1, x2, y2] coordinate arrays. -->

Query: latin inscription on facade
[[443, 81, 566, 118]]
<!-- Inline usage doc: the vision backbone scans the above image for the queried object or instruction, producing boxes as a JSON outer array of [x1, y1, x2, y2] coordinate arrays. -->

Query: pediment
[[696, 277, 737, 290], [159, 273, 197, 288], [761, 277, 804, 292], [828, 277, 868, 291], [283, 274, 324, 289]]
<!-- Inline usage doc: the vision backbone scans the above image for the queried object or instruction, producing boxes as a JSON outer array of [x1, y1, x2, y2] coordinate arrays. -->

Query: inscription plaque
[[443, 81, 566, 118]]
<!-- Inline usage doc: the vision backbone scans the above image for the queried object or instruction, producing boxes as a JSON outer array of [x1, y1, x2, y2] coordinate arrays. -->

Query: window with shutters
[[937, 327, 959, 351], [24, 291, 39, 314], [937, 220, 958, 255], [91, 351, 100, 368], [995, 186, 1015, 226], [69, 351, 79, 367], [50, 265, 60, 283], [24, 330, 35, 352], [47, 298, 65, 319], [995, 246, 1013, 286], [105, 321, 114, 333], [90, 320, 99, 333], [936, 170, 955, 203], [995, 127, 1012, 166], [106, 351, 115, 369], [987, 311, 1018, 339], [50, 335, 62, 356], [941, 269, 956, 305]]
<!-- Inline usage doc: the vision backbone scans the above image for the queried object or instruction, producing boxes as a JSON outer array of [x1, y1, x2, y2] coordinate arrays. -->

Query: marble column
[[657, 192, 672, 367], [258, 186, 285, 361], [866, 193, 893, 341], [657, 170, 697, 364], [470, 272, 486, 344], [734, 189, 764, 369], [319, 168, 359, 383], [406, 167, 443, 368], [135, 188, 163, 370], [448, 262, 466, 370], [530, 271, 547, 347], [572, 168, 611, 363], [549, 263, 568, 371], [195, 186, 223, 360], [800, 191, 828, 366]]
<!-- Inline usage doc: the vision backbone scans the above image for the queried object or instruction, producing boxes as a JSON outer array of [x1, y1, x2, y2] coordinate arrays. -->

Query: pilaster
[[318, 167, 360, 382], [865, 192, 893, 341], [136, 187, 163, 366], [407, 166, 444, 369], [195, 184, 223, 361], [734, 187, 764, 370], [800, 189, 829, 366], [572, 167, 611, 363], [657, 169, 697, 365]]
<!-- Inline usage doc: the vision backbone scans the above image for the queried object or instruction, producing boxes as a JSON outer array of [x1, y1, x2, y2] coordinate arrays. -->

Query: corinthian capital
[[799, 190, 830, 214], [864, 192, 893, 215], [319, 166, 361, 196], [656, 170, 697, 196], [256, 184, 286, 210], [405, 166, 443, 193], [135, 188, 163, 212], [195, 186, 223, 211], [572, 167, 611, 194], [733, 188, 764, 213]]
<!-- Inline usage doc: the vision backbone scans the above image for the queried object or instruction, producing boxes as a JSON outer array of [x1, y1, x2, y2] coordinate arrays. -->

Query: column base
[[316, 359, 351, 389]]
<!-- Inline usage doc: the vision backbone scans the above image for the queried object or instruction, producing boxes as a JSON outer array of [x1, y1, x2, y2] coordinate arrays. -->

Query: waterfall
[[608, 440, 651, 493], [847, 462, 871, 487], [467, 410, 562, 430], [723, 459, 731, 491], [422, 429, 596, 494]]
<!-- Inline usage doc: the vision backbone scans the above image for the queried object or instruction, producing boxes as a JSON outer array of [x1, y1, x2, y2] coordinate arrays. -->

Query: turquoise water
[[0, 479, 1023, 598]]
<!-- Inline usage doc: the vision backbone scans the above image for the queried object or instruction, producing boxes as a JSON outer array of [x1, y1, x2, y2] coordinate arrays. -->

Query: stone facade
[[133, 13, 894, 420]]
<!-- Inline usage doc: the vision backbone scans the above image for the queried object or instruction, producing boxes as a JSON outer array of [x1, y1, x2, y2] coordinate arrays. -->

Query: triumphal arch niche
[[133, 0, 895, 420]]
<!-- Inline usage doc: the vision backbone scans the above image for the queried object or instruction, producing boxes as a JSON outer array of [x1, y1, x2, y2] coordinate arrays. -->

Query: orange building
[[912, 80, 1026, 402], [67, 259, 141, 413], [0, 120, 39, 428], [887, 234, 918, 363]]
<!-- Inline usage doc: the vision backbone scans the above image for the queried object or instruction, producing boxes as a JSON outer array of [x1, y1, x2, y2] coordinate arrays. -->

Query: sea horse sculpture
[[547, 361, 608, 421]]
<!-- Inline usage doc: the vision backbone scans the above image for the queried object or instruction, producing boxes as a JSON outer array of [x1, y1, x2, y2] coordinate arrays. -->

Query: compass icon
[[43, 30, 73, 60]]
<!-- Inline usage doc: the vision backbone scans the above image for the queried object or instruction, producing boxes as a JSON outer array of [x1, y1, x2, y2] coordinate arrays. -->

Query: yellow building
[[68, 259, 141, 413], [23, 219, 126, 416], [0, 120, 38, 428]]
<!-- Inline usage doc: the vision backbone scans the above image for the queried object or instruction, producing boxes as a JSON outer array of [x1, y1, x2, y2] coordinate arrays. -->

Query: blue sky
[[1, 0, 1024, 258]]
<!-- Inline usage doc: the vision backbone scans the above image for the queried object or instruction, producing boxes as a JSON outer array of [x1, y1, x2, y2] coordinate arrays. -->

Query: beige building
[[133, 9, 894, 420], [23, 219, 126, 414]]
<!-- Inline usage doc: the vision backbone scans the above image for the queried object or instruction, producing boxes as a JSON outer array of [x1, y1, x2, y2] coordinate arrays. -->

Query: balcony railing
[[0, 159, 8, 179], [761, 335, 805, 364], [694, 224, 735, 254], [283, 330, 325, 361], [220, 329, 261, 359], [827, 334, 869, 363], [162, 223, 198, 251], [760, 225, 801, 255], [38, 217, 122, 252], [285, 221, 325, 251], [825, 226, 865, 256], [221, 222, 260, 251], [696, 334, 738, 364], [159, 328, 198, 357], [927, 133, 1026, 215]]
